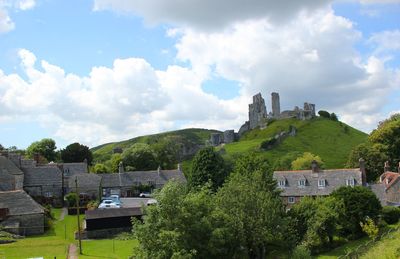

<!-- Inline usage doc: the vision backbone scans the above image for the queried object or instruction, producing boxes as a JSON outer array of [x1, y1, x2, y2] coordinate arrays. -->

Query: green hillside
[[222, 117, 368, 169], [92, 128, 220, 163]]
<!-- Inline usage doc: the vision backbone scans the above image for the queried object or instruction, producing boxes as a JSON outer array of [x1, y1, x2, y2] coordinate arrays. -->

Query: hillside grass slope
[[222, 117, 368, 169]]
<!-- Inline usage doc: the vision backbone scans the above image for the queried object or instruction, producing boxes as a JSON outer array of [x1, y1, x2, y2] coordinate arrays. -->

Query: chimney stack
[[359, 158, 366, 185], [33, 153, 40, 165], [118, 162, 124, 174], [311, 160, 319, 173], [157, 165, 161, 176], [177, 163, 181, 171], [384, 161, 390, 172]]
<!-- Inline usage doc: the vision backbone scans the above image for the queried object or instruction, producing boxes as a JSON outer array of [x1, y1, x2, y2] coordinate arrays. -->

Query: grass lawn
[[0, 208, 136, 259], [316, 237, 369, 259]]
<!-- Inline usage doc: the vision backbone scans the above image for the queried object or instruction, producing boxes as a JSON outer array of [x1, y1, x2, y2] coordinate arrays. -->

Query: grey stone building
[[371, 162, 400, 206], [68, 173, 102, 199], [0, 156, 24, 191], [0, 190, 45, 236], [23, 166, 63, 206], [273, 160, 366, 208]]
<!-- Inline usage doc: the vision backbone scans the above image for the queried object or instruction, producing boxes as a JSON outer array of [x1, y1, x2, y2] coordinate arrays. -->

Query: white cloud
[[93, 0, 332, 30], [369, 30, 400, 54], [0, 0, 35, 33]]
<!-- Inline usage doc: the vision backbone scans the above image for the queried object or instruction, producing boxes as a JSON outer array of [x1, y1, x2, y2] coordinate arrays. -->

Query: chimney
[[311, 160, 319, 173], [33, 153, 40, 165], [177, 163, 181, 171], [118, 162, 124, 174], [157, 165, 161, 176], [384, 161, 390, 172], [359, 158, 366, 186]]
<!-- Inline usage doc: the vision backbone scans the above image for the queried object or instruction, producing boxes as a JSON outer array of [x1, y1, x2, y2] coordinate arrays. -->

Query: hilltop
[[221, 117, 367, 169], [92, 117, 367, 171], [92, 128, 220, 163]]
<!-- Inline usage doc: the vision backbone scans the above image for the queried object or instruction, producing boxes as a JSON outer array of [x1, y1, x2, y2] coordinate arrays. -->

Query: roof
[[273, 168, 363, 196], [62, 162, 88, 176], [0, 190, 44, 215], [23, 166, 62, 187], [68, 173, 102, 188], [380, 171, 400, 190], [85, 207, 142, 220], [120, 198, 153, 208], [100, 169, 186, 188], [370, 183, 387, 206], [0, 156, 23, 176]]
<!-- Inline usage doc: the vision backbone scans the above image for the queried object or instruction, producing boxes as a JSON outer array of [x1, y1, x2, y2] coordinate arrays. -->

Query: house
[[99, 163, 186, 197], [0, 190, 45, 236], [273, 159, 366, 207], [23, 166, 63, 206], [372, 161, 400, 206], [0, 156, 24, 191], [67, 173, 102, 199]]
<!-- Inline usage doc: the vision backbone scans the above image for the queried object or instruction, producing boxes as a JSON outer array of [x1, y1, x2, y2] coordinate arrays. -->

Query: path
[[67, 243, 78, 259]]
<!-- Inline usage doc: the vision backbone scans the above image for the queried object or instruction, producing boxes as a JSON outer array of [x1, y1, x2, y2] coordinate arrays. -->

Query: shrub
[[291, 244, 312, 259], [260, 137, 277, 150], [65, 192, 78, 207], [382, 206, 400, 224], [318, 110, 331, 118], [360, 217, 379, 239]]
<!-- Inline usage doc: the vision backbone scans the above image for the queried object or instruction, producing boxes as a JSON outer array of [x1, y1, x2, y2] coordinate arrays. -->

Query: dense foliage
[[331, 186, 382, 238], [61, 142, 93, 165], [189, 147, 228, 190], [122, 143, 158, 171], [26, 138, 57, 162], [381, 206, 400, 224], [291, 152, 324, 170]]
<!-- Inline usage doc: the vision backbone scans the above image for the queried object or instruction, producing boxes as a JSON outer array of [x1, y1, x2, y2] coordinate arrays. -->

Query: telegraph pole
[[75, 177, 82, 255]]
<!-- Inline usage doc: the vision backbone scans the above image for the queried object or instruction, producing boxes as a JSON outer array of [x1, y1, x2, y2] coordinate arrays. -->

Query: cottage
[[68, 173, 102, 199], [371, 161, 400, 206], [100, 164, 186, 197], [0, 190, 45, 236], [23, 166, 63, 206], [0, 156, 24, 191], [273, 159, 366, 207]]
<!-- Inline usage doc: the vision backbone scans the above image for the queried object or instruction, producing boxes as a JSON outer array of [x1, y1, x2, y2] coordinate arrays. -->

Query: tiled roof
[[23, 166, 62, 187], [0, 190, 44, 215], [273, 168, 363, 196], [100, 169, 186, 188], [0, 156, 23, 176], [380, 171, 400, 190], [68, 173, 102, 189]]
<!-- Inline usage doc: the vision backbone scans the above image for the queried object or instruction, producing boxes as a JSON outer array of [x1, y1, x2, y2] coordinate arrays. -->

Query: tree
[[92, 163, 109, 174], [122, 143, 157, 171], [346, 143, 388, 182], [273, 151, 302, 170], [215, 153, 292, 258], [0, 144, 4, 151], [291, 152, 324, 170], [61, 142, 93, 165], [152, 136, 181, 169], [369, 113, 400, 170], [109, 153, 122, 173], [330, 113, 338, 121], [26, 138, 57, 162], [189, 147, 228, 190], [318, 110, 330, 119], [331, 186, 382, 238]]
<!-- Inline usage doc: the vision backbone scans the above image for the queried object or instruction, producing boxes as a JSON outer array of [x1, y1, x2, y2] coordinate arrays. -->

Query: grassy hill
[[221, 117, 368, 169], [92, 128, 220, 163]]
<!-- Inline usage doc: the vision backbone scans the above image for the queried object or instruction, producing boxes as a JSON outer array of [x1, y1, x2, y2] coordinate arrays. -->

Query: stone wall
[[249, 93, 267, 129], [2, 213, 44, 236], [223, 130, 235, 144], [271, 92, 280, 118]]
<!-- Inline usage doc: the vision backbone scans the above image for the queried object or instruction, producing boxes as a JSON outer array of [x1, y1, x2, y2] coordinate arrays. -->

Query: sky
[[0, 0, 399, 149]]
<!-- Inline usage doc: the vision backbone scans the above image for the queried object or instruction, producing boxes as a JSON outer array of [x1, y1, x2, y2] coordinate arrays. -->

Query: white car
[[139, 192, 152, 198], [98, 199, 120, 209]]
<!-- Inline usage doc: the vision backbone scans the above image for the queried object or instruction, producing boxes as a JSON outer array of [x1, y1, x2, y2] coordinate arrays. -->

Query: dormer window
[[278, 179, 286, 187], [318, 179, 326, 187], [298, 179, 306, 186], [346, 178, 355, 186]]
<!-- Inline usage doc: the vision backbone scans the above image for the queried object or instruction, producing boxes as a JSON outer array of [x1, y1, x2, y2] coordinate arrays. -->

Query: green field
[[222, 117, 368, 169], [0, 209, 136, 259]]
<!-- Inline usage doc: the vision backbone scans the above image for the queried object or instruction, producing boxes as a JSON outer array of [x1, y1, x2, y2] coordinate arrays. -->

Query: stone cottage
[[0, 156, 24, 191], [0, 190, 45, 236], [371, 161, 400, 206], [273, 160, 366, 208]]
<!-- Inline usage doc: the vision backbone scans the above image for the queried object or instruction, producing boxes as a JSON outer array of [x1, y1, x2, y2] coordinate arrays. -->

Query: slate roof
[[273, 168, 363, 196], [68, 173, 102, 189], [370, 183, 387, 206], [62, 162, 88, 176], [85, 207, 142, 220], [0, 156, 23, 176], [0, 190, 44, 215], [100, 169, 186, 188], [23, 166, 62, 187]]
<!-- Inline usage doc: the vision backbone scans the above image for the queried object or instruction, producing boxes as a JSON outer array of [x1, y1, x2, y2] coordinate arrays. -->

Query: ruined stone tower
[[271, 92, 280, 118], [249, 93, 267, 129]]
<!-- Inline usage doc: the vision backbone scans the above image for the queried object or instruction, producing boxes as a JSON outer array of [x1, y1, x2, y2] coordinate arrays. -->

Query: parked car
[[98, 199, 120, 209], [109, 194, 121, 206], [139, 192, 152, 198], [146, 199, 158, 206]]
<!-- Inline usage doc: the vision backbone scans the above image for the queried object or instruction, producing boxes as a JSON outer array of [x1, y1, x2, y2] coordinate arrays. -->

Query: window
[[288, 197, 295, 203], [44, 192, 53, 198], [298, 179, 306, 186], [318, 179, 326, 187], [346, 178, 355, 186], [278, 180, 286, 187]]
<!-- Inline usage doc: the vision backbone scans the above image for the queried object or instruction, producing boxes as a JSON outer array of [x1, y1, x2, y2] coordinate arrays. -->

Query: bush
[[65, 192, 78, 207], [291, 244, 312, 259], [382, 206, 400, 224], [260, 137, 277, 150], [318, 110, 331, 118]]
